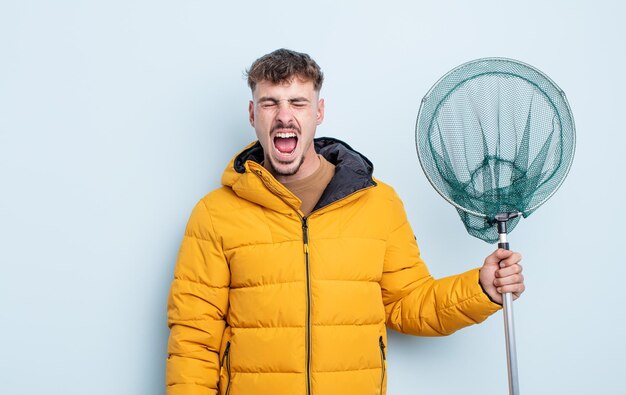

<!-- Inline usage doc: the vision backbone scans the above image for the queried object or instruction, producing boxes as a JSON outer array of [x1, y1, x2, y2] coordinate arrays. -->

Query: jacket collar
[[222, 137, 377, 214]]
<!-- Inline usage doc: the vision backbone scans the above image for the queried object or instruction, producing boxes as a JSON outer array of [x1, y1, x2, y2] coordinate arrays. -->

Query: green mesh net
[[416, 58, 576, 243]]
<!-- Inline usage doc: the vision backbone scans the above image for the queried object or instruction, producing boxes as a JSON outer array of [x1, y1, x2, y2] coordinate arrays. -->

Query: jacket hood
[[222, 137, 377, 213]]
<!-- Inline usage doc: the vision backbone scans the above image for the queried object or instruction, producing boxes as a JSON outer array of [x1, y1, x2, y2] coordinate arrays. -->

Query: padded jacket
[[166, 138, 501, 395]]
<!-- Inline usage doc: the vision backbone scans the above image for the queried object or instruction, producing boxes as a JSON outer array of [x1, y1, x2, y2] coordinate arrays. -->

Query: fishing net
[[416, 58, 575, 243], [415, 58, 576, 395]]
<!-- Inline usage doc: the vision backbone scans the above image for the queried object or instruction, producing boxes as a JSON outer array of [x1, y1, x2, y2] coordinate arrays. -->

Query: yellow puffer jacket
[[167, 138, 501, 395]]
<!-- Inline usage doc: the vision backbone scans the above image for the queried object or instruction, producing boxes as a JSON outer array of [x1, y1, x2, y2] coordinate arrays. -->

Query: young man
[[166, 49, 524, 395]]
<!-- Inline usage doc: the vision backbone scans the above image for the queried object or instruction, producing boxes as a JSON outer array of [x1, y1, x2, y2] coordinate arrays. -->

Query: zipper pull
[[379, 336, 386, 360], [302, 217, 309, 253], [221, 341, 231, 366]]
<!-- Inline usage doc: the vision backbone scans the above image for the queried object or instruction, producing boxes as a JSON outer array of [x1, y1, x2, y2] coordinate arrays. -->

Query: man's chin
[[267, 157, 303, 178]]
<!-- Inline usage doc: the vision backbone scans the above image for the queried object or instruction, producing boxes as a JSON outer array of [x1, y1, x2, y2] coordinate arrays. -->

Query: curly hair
[[246, 48, 324, 92]]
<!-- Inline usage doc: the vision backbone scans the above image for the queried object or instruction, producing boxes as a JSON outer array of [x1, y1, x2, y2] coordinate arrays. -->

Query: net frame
[[415, 57, 576, 239]]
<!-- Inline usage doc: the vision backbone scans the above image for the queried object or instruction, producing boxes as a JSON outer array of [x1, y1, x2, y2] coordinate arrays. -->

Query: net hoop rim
[[415, 57, 576, 220]]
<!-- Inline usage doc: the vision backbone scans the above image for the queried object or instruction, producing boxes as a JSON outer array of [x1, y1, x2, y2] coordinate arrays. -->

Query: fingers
[[480, 248, 526, 303], [493, 278, 525, 300], [484, 248, 520, 266], [498, 282, 526, 300], [492, 249, 525, 299], [499, 250, 522, 265], [495, 270, 525, 299], [496, 248, 521, 263], [496, 261, 523, 278], [494, 272, 524, 288], [484, 248, 511, 265]]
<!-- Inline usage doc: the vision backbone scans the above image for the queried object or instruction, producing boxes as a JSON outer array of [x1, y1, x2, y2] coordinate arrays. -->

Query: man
[[166, 49, 524, 395]]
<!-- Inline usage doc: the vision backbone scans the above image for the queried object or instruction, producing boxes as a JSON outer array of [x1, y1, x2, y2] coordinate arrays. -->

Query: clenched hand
[[479, 249, 525, 305]]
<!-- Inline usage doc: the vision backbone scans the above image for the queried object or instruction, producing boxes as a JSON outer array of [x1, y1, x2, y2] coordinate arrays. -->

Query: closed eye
[[256, 97, 311, 110], [289, 99, 309, 109], [259, 99, 278, 109]]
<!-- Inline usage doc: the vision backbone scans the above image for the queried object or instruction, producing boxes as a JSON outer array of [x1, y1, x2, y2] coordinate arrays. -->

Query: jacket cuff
[[455, 268, 502, 323], [478, 269, 502, 306], [471, 268, 502, 310]]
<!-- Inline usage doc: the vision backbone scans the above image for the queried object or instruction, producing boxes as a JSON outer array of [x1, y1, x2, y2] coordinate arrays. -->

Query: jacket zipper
[[302, 217, 312, 395], [379, 336, 386, 395], [254, 168, 313, 395], [253, 168, 375, 395], [222, 341, 232, 395], [300, 190, 376, 395]]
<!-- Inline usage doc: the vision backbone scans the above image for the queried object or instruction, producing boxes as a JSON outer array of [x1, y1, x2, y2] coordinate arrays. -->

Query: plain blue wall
[[1, 1, 625, 394]]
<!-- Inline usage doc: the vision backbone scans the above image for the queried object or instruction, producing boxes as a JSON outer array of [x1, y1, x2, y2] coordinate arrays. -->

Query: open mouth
[[273, 131, 298, 155]]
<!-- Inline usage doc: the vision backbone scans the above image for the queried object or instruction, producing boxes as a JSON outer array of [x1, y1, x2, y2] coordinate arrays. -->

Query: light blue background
[[1, 1, 624, 394]]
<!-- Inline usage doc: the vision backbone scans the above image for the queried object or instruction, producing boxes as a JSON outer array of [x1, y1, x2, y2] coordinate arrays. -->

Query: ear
[[248, 100, 255, 127], [316, 98, 325, 125]]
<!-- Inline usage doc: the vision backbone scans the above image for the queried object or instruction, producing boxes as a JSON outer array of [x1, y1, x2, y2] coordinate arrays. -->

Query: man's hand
[[479, 249, 525, 305]]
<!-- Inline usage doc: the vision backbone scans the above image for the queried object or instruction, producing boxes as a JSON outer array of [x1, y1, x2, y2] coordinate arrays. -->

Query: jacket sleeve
[[166, 200, 230, 395], [380, 192, 501, 336]]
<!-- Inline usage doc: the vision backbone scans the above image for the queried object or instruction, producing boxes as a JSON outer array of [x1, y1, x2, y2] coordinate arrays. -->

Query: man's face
[[249, 78, 324, 182]]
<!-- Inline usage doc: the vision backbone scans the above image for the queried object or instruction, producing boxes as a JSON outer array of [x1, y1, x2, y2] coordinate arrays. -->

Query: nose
[[275, 102, 294, 125]]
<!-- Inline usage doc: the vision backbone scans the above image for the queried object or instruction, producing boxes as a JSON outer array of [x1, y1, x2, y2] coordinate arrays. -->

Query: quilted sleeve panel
[[167, 199, 230, 394], [380, 191, 500, 336]]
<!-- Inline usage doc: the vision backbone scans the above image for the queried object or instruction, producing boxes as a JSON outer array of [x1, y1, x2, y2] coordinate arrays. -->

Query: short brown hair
[[246, 48, 324, 92]]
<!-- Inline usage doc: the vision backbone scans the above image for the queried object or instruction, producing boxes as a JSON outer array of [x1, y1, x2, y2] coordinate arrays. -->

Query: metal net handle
[[497, 215, 520, 395]]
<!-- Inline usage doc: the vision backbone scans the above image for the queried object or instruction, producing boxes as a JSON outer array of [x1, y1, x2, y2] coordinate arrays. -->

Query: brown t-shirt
[[282, 155, 336, 216]]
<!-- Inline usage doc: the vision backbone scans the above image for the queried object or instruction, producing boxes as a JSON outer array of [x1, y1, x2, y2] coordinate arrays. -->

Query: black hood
[[233, 137, 377, 211]]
